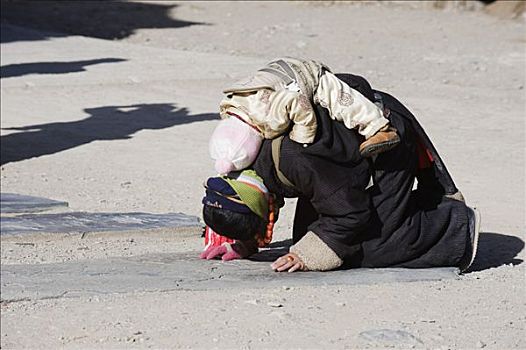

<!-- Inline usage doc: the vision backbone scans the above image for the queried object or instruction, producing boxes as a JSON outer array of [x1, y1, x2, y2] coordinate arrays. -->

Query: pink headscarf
[[209, 116, 263, 174]]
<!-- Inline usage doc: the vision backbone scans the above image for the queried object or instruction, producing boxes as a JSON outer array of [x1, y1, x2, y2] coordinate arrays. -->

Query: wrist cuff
[[290, 231, 343, 271]]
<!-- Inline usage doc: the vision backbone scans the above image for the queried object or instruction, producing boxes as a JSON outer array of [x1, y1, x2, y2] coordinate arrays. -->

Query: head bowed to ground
[[202, 169, 275, 247]]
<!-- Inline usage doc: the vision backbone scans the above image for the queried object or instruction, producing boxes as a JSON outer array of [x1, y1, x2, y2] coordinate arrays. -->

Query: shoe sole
[[360, 138, 401, 158], [461, 206, 481, 273]]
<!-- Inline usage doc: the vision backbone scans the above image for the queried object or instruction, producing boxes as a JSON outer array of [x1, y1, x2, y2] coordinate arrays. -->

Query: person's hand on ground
[[271, 252, 306, 272], [200, 241, 257, 261]]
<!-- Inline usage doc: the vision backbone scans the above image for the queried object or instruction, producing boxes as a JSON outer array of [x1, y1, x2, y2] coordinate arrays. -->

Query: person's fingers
[[287, 262, 302, 273], [205, 245, 227, 259], [271, 255, 290, 270], [222, 250, 242, 261], [270, 261, 284, 270], [270, 253, 305, 272], [272, 256, 294, 272], [271, 261, 282, 270], [199, 246, 215, 259], [276, 261, 294, 272]]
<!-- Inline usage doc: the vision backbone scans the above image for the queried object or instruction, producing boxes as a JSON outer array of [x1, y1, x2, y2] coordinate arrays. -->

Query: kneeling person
[[203, 75, 480, 273]]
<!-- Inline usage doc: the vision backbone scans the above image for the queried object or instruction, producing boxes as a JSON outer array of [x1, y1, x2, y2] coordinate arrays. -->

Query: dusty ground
[[1, 1, 525, 349]]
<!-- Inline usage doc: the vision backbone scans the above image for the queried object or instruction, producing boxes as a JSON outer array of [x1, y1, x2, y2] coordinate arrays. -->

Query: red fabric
[[416, 138, 434, 169], [201, 226, 243, 260], [203, 226, 235, 250]]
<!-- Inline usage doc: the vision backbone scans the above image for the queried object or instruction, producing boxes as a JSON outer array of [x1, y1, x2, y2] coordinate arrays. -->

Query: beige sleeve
[[290, 231, 343, 271], [315, 71, 388, 139], [286, 93, 317, 144], [266, 89, 317, 144]]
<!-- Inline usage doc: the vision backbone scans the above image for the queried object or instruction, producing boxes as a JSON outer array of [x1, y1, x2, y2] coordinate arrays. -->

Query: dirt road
[[1, 1, 524, 349]]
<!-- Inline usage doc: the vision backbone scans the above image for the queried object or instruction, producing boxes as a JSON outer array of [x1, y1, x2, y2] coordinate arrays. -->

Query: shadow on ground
[[0, 58, 126, 78], [251, 233, 525, 273], [250, 239, 292, 262], [469, 231, 524, 272], [1, 104, 218, 165], [1, 0, 206, 43]]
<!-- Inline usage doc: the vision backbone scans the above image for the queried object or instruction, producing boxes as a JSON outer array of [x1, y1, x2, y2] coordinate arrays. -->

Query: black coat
[[254, 74, 469, 268]]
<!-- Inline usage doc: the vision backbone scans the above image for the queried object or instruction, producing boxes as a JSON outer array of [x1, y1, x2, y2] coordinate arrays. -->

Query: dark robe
[[253, 74, 469, 269]]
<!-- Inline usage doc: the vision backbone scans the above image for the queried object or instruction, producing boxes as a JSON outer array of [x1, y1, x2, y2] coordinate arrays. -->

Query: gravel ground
[[1, 1, 525, 349]]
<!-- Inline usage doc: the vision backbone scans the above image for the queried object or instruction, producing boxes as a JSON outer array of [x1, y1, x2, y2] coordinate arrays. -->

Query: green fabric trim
[[224, 170, 268, 219]]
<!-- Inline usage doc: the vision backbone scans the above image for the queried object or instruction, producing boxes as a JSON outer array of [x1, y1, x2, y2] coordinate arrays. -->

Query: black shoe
[[459, 206, 481, 273]]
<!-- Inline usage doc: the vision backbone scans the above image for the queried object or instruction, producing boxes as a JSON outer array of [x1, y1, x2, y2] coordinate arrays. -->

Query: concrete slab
[[0, 192, 68, 213], [0, 211, 200, 236], [0, 252, 459, 302]]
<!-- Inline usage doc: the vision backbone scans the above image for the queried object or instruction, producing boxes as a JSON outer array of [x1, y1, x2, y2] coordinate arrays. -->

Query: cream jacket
[[220, 65, 388, 144]]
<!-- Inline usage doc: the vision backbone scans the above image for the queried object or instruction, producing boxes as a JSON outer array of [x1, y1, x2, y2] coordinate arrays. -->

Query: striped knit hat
[[203, 170, 269, 219]]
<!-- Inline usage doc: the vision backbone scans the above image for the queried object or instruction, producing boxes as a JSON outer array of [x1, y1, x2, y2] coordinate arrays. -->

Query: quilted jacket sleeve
[[315, 71, 388, 139]]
